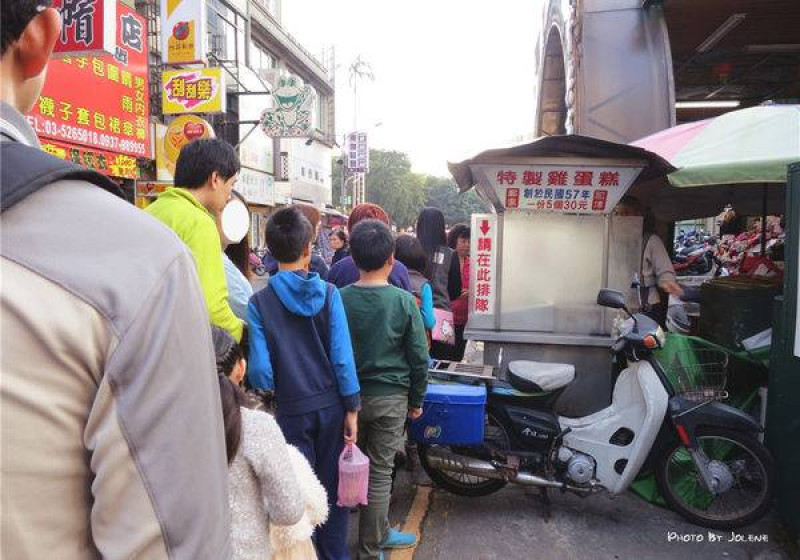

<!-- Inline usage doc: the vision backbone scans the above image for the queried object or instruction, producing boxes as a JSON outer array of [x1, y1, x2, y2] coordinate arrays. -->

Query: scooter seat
[[507, 361, 575, 393]]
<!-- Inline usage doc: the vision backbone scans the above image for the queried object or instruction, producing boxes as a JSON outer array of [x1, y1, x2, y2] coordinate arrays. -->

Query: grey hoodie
[[0, 101, 232, 559]]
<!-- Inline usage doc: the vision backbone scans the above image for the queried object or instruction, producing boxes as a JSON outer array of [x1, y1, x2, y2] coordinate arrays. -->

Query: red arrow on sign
[[480, 220, 490, 236]]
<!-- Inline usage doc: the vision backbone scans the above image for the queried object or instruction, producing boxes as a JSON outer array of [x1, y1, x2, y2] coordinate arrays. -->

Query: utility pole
[[346, 56, 374, 208]]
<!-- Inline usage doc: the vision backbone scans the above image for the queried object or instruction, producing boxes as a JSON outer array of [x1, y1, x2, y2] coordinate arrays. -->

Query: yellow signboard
[[161, 0, 206, 65], [162, 68, 225, 114]]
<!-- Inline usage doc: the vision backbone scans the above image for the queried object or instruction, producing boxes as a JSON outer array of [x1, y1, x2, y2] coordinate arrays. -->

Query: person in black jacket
[[329, 228, 350, 265], [416, 207, 461, 360]]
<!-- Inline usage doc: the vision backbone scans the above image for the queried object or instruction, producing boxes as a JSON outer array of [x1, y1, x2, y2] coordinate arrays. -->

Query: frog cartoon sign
[[260, 75, 315, 137]]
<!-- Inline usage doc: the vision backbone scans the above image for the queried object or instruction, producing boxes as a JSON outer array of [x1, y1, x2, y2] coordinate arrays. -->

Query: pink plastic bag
[[337, 443, 369, 507]]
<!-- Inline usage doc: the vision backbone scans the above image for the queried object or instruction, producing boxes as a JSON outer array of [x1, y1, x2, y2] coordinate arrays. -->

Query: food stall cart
[[448, 135, 673, 417]]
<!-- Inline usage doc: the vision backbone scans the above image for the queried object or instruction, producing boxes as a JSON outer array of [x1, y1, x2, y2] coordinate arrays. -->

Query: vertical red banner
[[28, 2, 150, 158]]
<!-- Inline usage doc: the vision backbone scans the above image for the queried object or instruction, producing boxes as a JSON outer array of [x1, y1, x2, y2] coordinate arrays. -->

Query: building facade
[[29, 0, 336, 252]]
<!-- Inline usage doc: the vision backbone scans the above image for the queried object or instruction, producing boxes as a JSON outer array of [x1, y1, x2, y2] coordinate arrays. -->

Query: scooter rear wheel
[[418, 411, 511, 497], [655, 426, 774, 530]]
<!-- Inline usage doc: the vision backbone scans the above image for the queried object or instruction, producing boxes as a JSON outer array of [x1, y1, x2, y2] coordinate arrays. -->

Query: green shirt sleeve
[[190, 220, 244, 342], [403, 295, 429, 409]]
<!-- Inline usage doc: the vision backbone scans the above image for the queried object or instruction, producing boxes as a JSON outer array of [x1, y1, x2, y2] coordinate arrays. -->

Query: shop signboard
[[161, 0, 206, 65], [238, 167, 275, 206], [475, 164, 643, 214], [260, 75, 315, 138], [345, 131, 369, 173], [156, 115, 215, 180], [162, 68, 226, 114], [28, 2, 149, 159], [52, 0, 117, 58], [470, 214, 497, 316], [42, 139, 139, 179], [239, 131, 274, 174]]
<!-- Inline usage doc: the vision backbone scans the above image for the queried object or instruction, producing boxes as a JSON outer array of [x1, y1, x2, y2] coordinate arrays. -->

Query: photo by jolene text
[[667, 531, 769, 544]]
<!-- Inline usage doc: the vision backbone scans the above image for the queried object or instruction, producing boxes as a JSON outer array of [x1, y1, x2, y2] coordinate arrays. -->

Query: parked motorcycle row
[[672, 229, 720, 276], [673, 219, 786, 278], [413, 290, 774, 530]]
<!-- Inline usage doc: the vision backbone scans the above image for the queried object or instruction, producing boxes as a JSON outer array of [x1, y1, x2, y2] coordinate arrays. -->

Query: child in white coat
[[213, 326, 329, 560]]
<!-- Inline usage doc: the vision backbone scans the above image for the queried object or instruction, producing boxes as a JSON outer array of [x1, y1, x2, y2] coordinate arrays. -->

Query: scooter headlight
[[643, 326, 666, 349]]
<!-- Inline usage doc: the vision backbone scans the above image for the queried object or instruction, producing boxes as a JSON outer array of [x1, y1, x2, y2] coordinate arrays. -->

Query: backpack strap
[[1, 141, 124, 213]]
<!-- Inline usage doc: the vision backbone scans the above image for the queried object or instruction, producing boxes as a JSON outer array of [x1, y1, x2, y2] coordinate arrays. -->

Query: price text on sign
[[479, 165, 643, 214], [28, 2, 150, 158]]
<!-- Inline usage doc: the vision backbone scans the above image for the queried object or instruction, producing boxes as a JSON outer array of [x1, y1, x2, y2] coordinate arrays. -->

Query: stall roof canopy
[[448, 134, 676, 193], [631, 104, 799, 221]]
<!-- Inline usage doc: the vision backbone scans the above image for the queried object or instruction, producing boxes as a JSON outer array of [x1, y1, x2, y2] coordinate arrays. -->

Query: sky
[[282, 0, 544, 177]]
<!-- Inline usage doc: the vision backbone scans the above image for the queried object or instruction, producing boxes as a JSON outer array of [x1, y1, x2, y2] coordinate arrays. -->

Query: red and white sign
[[470, 214, 497, 316], [477, 164, 643, 214], [28, 2, 150, 159], [52, 0, 117, 58]]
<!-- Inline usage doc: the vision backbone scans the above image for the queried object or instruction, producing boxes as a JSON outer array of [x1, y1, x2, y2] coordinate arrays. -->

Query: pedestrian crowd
[[0, 5, 479, 557]]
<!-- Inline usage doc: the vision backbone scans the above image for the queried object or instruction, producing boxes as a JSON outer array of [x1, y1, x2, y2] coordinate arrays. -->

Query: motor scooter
[[416, 289, 774, 529]]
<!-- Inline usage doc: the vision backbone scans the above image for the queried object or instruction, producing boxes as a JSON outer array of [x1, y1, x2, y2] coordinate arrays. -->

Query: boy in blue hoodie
[[248, 207, 360, 560]]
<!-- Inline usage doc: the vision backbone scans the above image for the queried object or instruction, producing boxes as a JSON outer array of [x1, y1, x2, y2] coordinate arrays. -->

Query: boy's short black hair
[[265, 207, 314, 263], [1, 0, 51, 55], [174, 139, 240, 189], [350, 219, 395, 272]]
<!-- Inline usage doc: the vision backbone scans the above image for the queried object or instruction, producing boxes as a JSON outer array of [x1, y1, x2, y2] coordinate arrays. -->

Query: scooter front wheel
[[418, 411, 511, 498], [655, 426, 774, 530]]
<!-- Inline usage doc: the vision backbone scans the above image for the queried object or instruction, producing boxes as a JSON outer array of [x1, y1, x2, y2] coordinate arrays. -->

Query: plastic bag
[[337, 443, 369, 507]]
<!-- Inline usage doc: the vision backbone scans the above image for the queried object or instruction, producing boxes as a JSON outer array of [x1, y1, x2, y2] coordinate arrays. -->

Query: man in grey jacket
[[0, 2, 232, 558]]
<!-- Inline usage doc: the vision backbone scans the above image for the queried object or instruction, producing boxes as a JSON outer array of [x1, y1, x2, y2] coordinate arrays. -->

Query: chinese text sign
[[162, 68, 225, 114], [470, 214, 497, 317], [477, 164, 643, 214], [28, 2, 150, 158], [52, 0, 116, 57]]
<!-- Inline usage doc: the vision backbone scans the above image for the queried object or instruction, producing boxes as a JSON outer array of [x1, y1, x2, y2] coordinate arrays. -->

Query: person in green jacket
[[340, 219, 429, 560], [146, 139, 244, 342]]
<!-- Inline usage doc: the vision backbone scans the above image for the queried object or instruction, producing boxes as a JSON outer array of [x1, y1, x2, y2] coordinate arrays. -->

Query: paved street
[[372, 469, 797, 560]]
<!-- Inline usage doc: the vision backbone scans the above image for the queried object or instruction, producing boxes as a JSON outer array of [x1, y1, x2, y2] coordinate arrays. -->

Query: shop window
[[207, 0, 245, 63], [249, 42, 276, 73]]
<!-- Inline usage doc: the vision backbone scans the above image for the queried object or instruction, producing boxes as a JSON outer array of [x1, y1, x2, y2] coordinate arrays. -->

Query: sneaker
[[380, 528, 417, 549]]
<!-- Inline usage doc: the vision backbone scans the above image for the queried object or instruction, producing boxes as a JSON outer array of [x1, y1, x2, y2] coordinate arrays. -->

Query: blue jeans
[[278, 404, 349, 560]]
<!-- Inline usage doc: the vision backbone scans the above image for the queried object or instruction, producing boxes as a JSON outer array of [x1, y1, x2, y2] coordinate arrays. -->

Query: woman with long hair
[[415, 207, 462, 360]]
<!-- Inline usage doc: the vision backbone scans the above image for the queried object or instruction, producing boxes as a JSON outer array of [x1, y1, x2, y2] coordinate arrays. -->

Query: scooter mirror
[[597, 289, 627, 310]]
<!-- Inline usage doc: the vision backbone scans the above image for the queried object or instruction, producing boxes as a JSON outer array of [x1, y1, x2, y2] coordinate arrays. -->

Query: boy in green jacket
[[146, 139, 244, 342], [340, 220, 429, 560]]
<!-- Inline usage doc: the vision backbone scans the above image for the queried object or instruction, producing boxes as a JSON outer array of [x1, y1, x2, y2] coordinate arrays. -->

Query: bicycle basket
[[665, 348, 729, 403]]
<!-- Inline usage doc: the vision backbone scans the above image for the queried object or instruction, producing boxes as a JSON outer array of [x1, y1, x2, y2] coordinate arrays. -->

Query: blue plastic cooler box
[[411, 383, 486, 445]]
